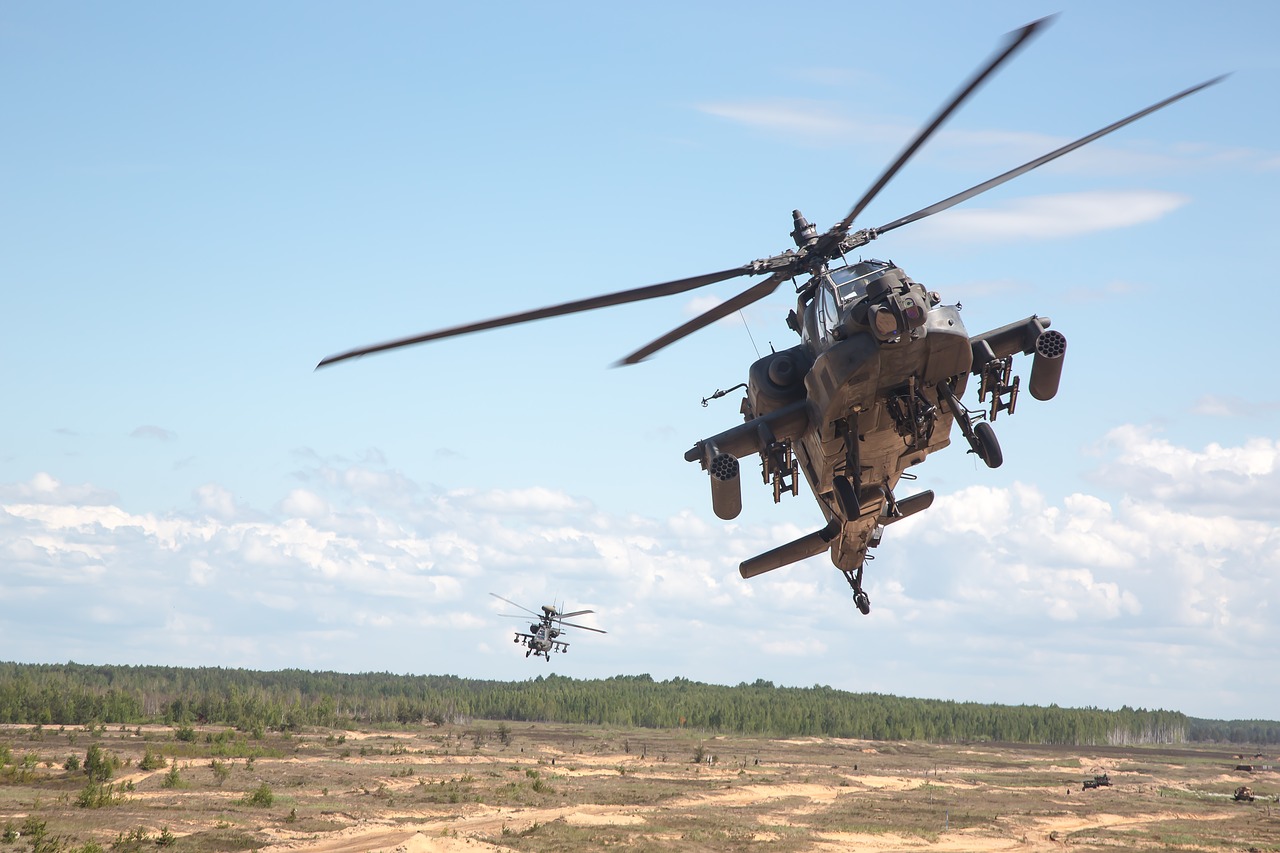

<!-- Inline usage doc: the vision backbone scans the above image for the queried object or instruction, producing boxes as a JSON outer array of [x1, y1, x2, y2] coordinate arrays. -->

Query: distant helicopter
[[320, 18, 1223, 615], [490, 593, 606, 662]]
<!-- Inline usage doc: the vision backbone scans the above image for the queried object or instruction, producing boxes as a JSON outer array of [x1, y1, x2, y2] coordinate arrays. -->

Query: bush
[[77, 781, 123, 809], [83, 744, 119, 783], [161, 765, 185, 789], [139, 749, 166, 771], [19, 816, 45, 844], [209, 759, 231, 786], [244, 782, 274, 807]]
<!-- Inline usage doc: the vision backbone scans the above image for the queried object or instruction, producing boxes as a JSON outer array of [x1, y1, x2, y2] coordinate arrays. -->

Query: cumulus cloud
[[873, 425, 1279, 712], [448, 486, 588, 515], [1, 431, 1276, 718], [1089, 425, 1280, 519], [279, 489, 329, 519], [0, 473, 117, 506]]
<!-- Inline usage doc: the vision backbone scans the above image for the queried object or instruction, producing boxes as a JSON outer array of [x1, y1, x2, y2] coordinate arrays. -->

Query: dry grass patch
[[0, 723, 1276, 851]]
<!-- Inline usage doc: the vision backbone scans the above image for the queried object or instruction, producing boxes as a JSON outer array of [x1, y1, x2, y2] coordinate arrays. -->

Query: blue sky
[[3, 1, 1278, 721]]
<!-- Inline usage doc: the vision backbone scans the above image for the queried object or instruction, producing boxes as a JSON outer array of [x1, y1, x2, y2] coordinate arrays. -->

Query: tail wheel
[[974, 421, 1003, 468]]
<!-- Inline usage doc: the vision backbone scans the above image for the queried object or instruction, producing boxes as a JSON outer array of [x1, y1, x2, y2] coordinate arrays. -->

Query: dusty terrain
[[0, 722, 1276, 851]]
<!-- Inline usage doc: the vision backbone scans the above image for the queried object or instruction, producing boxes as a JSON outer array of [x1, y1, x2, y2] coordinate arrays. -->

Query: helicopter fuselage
[[788, 263, 970, 569], [687, 258, 1061, 588], [516, 618, 567, 660]]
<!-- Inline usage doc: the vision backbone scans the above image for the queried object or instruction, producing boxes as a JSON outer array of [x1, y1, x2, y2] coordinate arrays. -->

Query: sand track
[[4, 724, 1274, 852]]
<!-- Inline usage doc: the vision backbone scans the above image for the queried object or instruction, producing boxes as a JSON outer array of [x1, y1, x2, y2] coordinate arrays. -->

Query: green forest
[[0, 662, 1275, 746]]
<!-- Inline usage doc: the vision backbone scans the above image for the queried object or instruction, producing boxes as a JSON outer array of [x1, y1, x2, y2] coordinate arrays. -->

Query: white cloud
[[0, 436, 1276, 719], [195, 483, 246, 521], [131, 425, 177, 441], [0, 473, 117, 506], [696, 99, 885, 142], [1191, 394, 1280, 418], [279, 488, 330, 519], [448, 486, 588, 514], [693, 100, 1272, 175], [913, 190, 1188, 243], [1089, 425, 1280, 518]]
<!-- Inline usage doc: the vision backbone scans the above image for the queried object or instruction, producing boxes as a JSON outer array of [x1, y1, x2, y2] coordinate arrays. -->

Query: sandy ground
[[3, 724, 1275, 852], [248, 739, 1277, 853]]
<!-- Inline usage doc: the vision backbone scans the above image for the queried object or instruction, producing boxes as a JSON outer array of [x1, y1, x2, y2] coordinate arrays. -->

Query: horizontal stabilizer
[[883, 490, 934, 525], [740, 520, 840, 579]]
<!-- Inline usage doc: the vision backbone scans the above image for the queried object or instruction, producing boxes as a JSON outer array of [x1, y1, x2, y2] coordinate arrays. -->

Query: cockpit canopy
[[802, 260, 931, 350]]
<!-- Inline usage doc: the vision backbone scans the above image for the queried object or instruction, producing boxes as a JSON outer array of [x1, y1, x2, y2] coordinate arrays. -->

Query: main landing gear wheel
[[938, 380, 1003, 470], [844, 567, 871, 616], [974, 421, 1003, 469]]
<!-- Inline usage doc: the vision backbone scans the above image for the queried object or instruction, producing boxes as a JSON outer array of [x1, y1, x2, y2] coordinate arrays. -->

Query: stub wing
[[513, 633, 569, 653]]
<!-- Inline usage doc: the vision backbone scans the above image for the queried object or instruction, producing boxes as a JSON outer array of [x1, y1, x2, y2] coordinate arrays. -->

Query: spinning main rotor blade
[[621, 17, 1049, 364], [489, 592, 539, 618], [871, 75, 1228, 238], [559, 620, 607, 634], [815, 16, 1051, 255], [619, 272, 789, 364], [317, 265, 758, 368], [558, 608, 593, 619]]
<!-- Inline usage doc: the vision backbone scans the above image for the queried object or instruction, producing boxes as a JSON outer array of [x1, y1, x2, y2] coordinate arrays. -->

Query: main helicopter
[[320, 18, 1223, 615], [490, 593, 606, 661]]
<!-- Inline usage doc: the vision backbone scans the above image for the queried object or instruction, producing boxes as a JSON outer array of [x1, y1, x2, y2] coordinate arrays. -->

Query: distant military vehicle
[[1234, 786, 1254, 802], [1082, 774, 1111, 790]]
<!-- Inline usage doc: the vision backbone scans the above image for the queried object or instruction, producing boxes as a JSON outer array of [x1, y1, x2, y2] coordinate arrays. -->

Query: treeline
[[0, 662, 1273, 745], [1187, 718, 1280, 746]]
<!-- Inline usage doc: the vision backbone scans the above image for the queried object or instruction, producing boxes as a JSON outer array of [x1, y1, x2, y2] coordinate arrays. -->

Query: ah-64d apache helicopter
[[320, 18, 1222, 615], [490, 593, 606, 662]]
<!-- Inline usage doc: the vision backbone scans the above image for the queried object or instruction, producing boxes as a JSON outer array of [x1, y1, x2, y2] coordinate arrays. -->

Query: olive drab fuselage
[[686, 255, 1065, 606], [489, 594, 607, 662], [779, 260, 971, 571]]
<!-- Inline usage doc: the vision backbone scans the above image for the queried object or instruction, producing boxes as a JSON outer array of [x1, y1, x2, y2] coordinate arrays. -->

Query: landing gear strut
[[843, 566, 871, 615], [938, 381, 1002, 469]]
